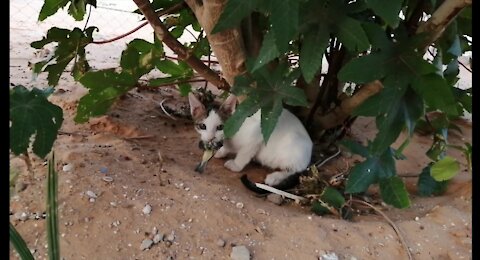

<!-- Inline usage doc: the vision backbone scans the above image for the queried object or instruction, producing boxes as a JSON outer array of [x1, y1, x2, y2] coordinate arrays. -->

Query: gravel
[[142, 204, 152, 215], [267, 194, 284, 205], [216, 239, 226, 247], [153, 234, 164, 244], [140, 239, 153, 250], [231, 245, 250, 260]]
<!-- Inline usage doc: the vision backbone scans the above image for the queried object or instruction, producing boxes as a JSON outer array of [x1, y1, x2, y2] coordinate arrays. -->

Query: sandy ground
[[10, 1, 472, 259]]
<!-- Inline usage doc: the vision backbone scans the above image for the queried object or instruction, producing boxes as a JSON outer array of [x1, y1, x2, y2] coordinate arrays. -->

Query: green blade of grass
[[47, 152, 60, 260], [10, 222, 35, 260]]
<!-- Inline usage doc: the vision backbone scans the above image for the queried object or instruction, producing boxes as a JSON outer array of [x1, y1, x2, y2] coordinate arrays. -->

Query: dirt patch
[[10, 79, 472, 259]]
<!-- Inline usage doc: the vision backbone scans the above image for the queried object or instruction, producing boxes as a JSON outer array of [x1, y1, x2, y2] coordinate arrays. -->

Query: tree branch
[[417, 0, 472, 48], [92, 2, 187, 44], [132, 0, 229, 90], [318, 81, 383, 129]]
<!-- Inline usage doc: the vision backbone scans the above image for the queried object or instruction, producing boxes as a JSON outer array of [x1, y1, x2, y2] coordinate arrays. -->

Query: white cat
[[189, 93, 313, 186]]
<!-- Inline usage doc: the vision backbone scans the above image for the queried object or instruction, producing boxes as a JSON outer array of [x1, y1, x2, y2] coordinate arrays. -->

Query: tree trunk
[[185, 0, 247, 88]]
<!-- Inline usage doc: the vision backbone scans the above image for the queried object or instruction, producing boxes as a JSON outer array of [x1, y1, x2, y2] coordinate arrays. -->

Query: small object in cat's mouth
[[194, 141, 220, 173]]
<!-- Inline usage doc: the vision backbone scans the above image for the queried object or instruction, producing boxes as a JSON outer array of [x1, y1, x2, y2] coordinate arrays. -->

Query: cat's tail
[[240, 173, 301, 194]]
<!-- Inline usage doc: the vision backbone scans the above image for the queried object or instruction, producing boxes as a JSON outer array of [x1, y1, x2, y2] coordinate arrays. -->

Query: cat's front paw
[[224, 159, 242, 172]]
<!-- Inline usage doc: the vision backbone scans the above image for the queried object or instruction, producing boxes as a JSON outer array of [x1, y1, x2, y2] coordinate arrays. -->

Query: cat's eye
[[216, 124, 224, 131], [197, 123, 206, 130]]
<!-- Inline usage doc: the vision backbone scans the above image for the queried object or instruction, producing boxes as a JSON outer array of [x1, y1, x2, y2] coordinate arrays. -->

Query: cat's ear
[[220, 94, 237, 115], [188, 93, 206, 120]]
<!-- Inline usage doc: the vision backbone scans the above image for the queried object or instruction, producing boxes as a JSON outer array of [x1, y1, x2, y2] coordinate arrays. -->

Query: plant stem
[[133, 0, 230, 89]]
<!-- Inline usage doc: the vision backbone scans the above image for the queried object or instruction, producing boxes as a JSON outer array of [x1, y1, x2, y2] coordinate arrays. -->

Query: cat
[[188, 92, 313, 189]]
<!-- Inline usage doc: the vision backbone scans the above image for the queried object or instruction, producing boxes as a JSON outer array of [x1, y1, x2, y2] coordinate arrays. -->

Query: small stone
[[86, 191, 97, 198], [14, 212, 28, 221], [152, 226, 158, 235], [236, 202, 244, 209], [320, 252, 339, 260], [415, 217, 420, 221], [15, 182, 28, 193], [89, 198, 95, 203], [231, 245, 250, 260], [62, 164, 74, 172], [142, 204, 152, 215], [140, 239, 153, 250], [216, 238, 226, 247], [153, 234, 164, 244], [166, 232, 175, 242], [102, 176, 113, 182], [267, 194, 284, 205]]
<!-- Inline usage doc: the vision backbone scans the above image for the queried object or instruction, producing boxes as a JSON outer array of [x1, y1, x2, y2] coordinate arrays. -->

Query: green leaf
[[178, 83, 192, 97], [311, 200, 331, 215], [211, 0, 257, 34], [10, 86, 64, 158], [252, 30, 280, 72], [226, 62, 306, 142], [379, 176, 410, 208], [417, 166, 449, 196], [300, 27, 329, 83], [38, 0, 69, 21], [31, 27, 96, 86], [339, 139, 369, 157], [47, 153, 60, 260], [345, 159, 378, 193], [39, 0, 96, 21], [261, 98, 283, 143], [431, 156, 460, 181], [269, 0, 299, 52], [365, 0, 402, 27], [121, 39, 165, 77], [338, 52, 389, 84], [224, 97, 260, 138], [68, 0, 86, 21], [411, 74, 458, 116], [10, 223, 35, 260], [75, 70, 137, 123], [371, 85, 424, 154], [321, 187, 345, 208], [336, 17, 370, 52], [156, 60, 192, 77]]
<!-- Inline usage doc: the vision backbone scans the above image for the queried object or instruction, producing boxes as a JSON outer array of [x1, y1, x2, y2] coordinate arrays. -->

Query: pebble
[[86, 191, 97, 198], [231, 245, 250, 260], [89, 198, 95, 203], [166, 232, 175, 242], [102, 176, 113, 182], [267, 194, 284, 205], [320, 252, 339, 260], [142, 204, 152, 215], [14, 212, 28, 221], [153, 233, 164, 244], [140, 239, 153, 250], [216, 238, 226, 247], [236, 202, 244, 209], [152, 226, 158, 235], [62, 164, 74, 172]]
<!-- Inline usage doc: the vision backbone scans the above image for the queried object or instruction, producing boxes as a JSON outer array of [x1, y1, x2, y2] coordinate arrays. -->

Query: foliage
[[26, 0, 472, 209], [10, 85, 63, 158]]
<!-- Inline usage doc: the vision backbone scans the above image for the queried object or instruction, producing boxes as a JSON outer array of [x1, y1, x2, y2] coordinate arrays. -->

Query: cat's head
[[188, 92, 237, 148]]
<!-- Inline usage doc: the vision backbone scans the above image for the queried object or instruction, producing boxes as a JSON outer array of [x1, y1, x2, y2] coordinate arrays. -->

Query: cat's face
[[188, 93, 237, 148]]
